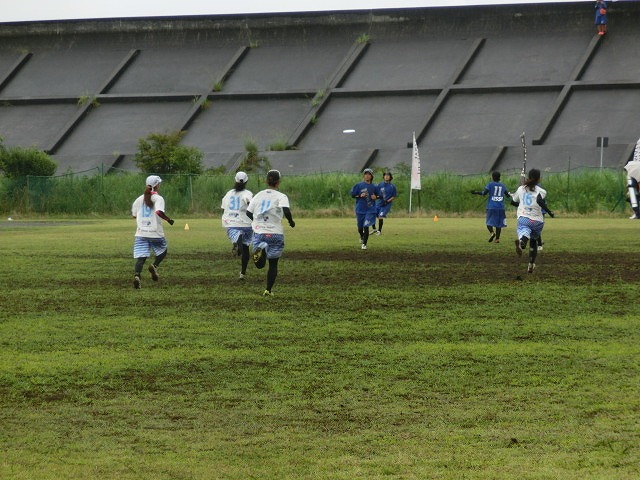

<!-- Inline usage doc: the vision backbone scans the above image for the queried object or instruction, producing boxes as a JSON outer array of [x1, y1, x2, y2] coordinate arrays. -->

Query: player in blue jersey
[[510, 168, 555, 274], [350, 168, 379, 250], [595, 0, 607, 36], [220, 171, 253, 280], [131, 175, 174, 289], [471, 171, 511, 244], [246, 170, 295, 296], [372, 171, 397, 235]]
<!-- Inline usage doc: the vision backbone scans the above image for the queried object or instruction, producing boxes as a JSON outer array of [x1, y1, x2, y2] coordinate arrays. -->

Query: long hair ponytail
[[143, 185, 154, 208]]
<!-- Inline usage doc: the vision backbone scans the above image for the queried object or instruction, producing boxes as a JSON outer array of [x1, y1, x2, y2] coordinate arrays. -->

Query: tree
[[134, 131, 203, 175]]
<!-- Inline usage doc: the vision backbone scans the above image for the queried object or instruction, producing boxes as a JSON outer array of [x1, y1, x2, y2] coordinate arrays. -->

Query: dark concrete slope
[[1, 2, 639, 176]]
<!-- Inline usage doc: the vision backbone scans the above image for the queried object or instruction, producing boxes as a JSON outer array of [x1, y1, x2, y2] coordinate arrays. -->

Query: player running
[[221, 171, 253, 280], [131, 175, 175, 289], [470, 170, 511, 243], [350, 168, 379, 250], [372, 171, 397, 235], [246, 170, 295, 297], [510, 168, 555, 274]]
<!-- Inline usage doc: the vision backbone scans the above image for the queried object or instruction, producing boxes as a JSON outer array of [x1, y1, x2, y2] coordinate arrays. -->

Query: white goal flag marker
[[411, 131, 421, 191], [409, 131, 422, 213]]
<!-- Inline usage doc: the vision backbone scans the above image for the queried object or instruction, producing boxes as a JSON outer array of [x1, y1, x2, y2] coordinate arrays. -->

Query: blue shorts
[[486, 208, 507, 228], [356, 212, 376, 229], [516, 217, 544, 240], [133, 236, 167, 258], [377, 203, 392, 218], [251, 233, 285, 259], [226, 227, 253, 246]]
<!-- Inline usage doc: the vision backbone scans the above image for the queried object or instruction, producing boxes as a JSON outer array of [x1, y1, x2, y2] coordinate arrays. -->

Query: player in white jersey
[[246, 170, 296, 296], [510, 168, 555, 274], [624, 137, 640, 219], [221, 171, 253, 279], [131, 175, 175, 289]]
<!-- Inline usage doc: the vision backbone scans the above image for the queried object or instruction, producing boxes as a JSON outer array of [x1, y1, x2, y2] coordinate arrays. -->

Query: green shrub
[[134, 131, 204, 175], [0, 144, 57, 178], [237, 139, 271, 174]]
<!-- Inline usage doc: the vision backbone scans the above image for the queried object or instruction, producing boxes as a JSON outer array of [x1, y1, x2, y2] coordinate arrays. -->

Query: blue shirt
[[350, 181, 379, 214], [482, 181, 510, 210], [377, 181, 397, 204]]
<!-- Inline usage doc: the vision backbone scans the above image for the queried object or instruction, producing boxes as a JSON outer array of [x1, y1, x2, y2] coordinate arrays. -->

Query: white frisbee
[[342, 129, 355, 134]]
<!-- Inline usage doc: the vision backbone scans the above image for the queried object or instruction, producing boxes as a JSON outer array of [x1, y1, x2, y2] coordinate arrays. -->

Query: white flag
[[411, 131, 421, 190]]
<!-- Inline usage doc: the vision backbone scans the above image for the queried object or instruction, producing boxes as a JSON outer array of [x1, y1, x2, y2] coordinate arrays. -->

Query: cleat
[[361, 244, 367, 250], [527, 263, 536, 274], [148, 264, 159, 281], [515, 239, 522, 256], [262, 289, 273, 297], [133, 275, 141, 289], [630, 214, 640, 220], [495, 238, 500, 244], [373, 230, 381, 235], [239, 272, 246, 280], [488, 233, 496, 242], [253, 247, 266, 269]]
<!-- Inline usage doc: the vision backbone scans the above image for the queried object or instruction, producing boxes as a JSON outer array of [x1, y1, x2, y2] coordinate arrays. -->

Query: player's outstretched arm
[[156, 210, 175, 225], [283, 207, 295, 228], [536, 195, 555, 218]]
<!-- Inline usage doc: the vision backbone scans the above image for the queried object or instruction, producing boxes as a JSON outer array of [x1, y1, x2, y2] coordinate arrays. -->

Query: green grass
[[1, 217, 639, 479]]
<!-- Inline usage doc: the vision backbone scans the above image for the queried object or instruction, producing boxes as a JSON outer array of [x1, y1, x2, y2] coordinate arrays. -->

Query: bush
[[0, 144, 57, 178], [134, 131, 204, 175], [238, 139, 271, 174]]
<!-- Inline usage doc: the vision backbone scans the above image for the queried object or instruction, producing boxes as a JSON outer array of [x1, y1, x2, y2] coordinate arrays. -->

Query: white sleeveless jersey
[[512, 185, 546, 222]]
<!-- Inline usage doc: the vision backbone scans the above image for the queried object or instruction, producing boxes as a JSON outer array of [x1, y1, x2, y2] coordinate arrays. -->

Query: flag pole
[[410, 131, 421, 214]]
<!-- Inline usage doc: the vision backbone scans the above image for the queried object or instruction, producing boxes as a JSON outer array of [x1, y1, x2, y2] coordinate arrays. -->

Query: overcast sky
[[3, 1, 594, 23]]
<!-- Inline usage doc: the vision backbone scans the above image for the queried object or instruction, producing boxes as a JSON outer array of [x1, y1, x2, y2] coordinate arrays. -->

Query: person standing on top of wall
[[595, 1, 608, 36]]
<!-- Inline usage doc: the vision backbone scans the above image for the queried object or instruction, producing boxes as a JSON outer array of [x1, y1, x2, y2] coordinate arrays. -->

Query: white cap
[[235, 171, 249, 183], [145, 175, 162, 188]]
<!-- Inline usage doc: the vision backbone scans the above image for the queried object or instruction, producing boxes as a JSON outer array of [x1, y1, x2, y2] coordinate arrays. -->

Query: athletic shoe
[[488, 233, 496, 242], [527, 263, 536, 274], [253, 247, 266, 269], [361, 244, 367, 250], [373, 230, 381, 235], [494, 238, 500, 244], [630, 214, 640, 220], [515, 239, 522, 256], [148, 264, 159, 281], [262, 290, 273, 297], [239, 273, 246, 280], [133, 275, 141, 289]]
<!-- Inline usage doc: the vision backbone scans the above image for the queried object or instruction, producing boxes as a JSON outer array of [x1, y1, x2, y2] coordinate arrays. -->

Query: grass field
[[1, 216, 639, 479]]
